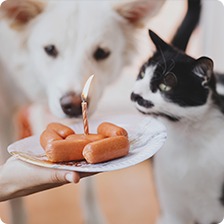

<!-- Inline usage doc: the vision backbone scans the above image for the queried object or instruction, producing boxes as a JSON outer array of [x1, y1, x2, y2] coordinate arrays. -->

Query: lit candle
[[81, 74, 94, 135]]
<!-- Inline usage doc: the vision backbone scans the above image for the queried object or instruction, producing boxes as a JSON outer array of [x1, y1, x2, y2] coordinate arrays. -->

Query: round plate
[[7, 114, 167, 172]]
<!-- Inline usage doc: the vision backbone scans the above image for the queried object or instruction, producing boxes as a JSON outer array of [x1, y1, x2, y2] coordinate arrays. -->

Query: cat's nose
[[131, 92, 141, 102], [60, 92, 83, 117], [131, 92, 154, 108]]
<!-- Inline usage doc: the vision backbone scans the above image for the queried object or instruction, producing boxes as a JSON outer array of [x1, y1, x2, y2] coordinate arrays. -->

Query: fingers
[[44, 168, 80, 184], [50, 171, 98, 184], [6, 157, 97, 185], [65, 172, 80, 183], [0, 156, 100, 201]]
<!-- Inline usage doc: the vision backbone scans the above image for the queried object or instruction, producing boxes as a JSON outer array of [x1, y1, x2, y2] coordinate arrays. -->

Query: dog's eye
[[44, 45, 58, 57], [159, 83, 172, 92], [94, 47, 110, 61]]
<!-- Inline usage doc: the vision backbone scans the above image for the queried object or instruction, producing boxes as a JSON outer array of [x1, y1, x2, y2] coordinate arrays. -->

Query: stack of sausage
[[40, 122, 130, 164]]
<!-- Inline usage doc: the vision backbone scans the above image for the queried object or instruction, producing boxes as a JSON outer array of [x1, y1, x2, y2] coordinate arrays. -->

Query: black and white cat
[[131, 30, 224, 224]]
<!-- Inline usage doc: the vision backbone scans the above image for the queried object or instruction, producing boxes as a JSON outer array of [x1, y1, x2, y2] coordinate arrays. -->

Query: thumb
[[49, 170, 80, 184]]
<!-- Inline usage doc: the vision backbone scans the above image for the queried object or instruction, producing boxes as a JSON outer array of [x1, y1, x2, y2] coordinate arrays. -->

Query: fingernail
[[65, 173, 74, 183]]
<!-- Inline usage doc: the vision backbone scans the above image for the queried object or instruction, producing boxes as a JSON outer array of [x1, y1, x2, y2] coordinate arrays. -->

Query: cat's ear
[[192, 56, 214, 86], [149, 29, 170, 51]]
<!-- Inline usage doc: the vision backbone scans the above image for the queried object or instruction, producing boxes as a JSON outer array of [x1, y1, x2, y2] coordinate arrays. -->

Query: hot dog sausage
[[83, 136, 130, 164], [66, 133, 105, 142], [86, 134, 106, 141], [45, 138, 92, 162], [40, 129, 63, 149], [47, 122, 75, 138], [97, 122, 128, 138]]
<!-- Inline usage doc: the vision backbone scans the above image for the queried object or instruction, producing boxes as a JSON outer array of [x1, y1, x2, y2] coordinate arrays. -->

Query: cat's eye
[[140, 71, 145, 79], [44, 45, 58, 57], [94, 47, 110, 61], [159, 83, 172, 92], [163, 72, 177, 87], [137, 62, 147, 80]]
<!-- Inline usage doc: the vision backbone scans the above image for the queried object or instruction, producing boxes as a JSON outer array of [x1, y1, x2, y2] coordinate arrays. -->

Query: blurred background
[[0, 0, 224, 223]]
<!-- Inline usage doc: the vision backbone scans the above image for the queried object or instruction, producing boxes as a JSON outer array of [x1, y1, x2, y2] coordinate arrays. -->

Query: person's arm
[[0, 156, 93, 202]]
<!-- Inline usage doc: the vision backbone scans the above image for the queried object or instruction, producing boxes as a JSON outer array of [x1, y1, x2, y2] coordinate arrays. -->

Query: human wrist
[[0, 163, 23, 201], [0, 165, 12, 201]]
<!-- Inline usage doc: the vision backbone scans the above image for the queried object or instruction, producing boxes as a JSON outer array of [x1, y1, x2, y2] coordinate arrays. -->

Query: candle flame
[[82, 74, 94, 100]]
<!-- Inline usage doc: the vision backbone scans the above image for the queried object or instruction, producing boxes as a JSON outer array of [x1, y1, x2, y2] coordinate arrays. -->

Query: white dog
[[0, 1, 165, 224]]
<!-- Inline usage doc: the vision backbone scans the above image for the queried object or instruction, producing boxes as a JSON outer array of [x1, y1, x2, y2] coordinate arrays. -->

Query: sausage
[[97, 122, 128, 138], [66, 133, 106, 142], [45, 138, 92, 162], [46, 122, 75, 139], [65, 134, 86, 140], [40, 129, 63, 149], [86, 134, 106, 141], [83, 136, 130, 164]]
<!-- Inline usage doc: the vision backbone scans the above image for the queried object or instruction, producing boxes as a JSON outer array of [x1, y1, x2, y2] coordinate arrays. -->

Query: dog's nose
[[60, 92, 82, 117]]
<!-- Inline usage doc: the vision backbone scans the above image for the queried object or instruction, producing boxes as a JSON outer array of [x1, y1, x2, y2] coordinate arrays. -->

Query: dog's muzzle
[[60, 92, 83, 117]]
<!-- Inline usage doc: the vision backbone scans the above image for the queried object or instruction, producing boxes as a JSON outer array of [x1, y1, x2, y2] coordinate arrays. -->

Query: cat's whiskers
[[159, 47, 167, 75], [152, 60, 164, 73], [166, 59, 175, 74], [152, 74, 162, 81]]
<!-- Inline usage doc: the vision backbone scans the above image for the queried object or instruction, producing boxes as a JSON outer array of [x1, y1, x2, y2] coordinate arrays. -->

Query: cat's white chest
[[155, 118, 224, 183], [154, 117, 224, 222]]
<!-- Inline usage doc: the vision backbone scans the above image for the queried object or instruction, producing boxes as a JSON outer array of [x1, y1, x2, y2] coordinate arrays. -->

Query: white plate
[[7, 114, 167, 172]]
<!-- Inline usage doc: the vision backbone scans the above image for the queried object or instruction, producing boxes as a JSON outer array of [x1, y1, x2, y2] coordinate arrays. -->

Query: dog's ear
[[113, 0, 165, 27], [0, 0, 46, 30]]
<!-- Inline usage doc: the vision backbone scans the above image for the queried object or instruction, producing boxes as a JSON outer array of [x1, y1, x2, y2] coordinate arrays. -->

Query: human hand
[[0, 156, 95, 202]]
